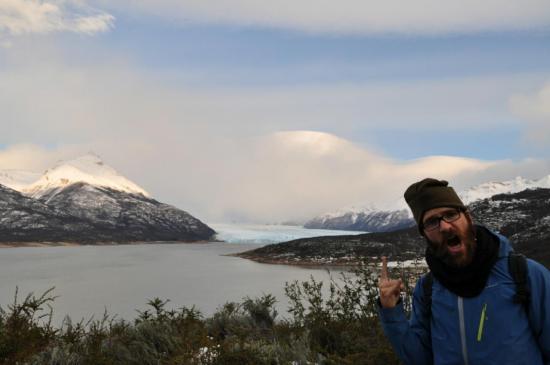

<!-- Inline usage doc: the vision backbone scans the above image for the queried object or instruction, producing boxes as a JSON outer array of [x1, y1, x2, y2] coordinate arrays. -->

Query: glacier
[[211, 223, 366, 244]]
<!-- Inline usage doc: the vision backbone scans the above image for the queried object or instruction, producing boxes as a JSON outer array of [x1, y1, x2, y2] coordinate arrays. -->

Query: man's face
[[422, 207, 476, 267]]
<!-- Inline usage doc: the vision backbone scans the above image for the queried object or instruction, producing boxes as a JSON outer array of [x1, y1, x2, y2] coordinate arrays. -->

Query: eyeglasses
[[422, 209, 462, 232]]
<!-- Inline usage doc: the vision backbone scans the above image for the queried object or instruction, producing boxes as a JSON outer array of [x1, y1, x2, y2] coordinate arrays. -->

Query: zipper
[[477, 303, 488, 342], [458, 297, 469, 365]]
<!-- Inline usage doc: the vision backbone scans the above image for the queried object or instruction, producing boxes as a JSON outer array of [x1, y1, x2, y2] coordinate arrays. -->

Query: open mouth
[[445, 235, 465, 255], [446, 235, 461, 247]]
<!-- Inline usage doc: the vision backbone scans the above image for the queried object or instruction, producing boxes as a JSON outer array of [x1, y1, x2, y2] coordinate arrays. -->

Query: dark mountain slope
[[0, 183, 215, 244]]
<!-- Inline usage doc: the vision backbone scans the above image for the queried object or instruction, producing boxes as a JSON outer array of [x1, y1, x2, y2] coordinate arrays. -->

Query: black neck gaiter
[[425, 225, 500, 298]]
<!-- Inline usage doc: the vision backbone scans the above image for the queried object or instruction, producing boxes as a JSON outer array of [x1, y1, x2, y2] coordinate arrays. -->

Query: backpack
[[422, 253, 530, 316]]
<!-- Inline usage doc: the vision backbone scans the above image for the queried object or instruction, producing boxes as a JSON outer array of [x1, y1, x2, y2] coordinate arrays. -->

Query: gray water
[[0, 243, 337, 324]]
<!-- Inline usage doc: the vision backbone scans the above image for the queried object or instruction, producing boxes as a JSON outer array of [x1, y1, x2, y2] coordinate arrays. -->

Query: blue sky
[[1, 1, 550, 222], [60, 12, 550, 160]]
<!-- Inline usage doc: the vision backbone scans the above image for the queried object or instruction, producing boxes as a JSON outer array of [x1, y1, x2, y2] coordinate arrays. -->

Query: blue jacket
[[379, 231, 550, 365]]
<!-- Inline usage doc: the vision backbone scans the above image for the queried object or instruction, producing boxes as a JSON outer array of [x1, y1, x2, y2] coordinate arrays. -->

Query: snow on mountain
[[320, 204, 377, 222], [22, 154, 149, 199], [0, 170, 41, 191], [459, 175, 550, 204]]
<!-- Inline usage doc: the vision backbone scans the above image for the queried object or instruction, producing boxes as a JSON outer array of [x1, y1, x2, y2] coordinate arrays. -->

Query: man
[[378, 178, 550, 365]]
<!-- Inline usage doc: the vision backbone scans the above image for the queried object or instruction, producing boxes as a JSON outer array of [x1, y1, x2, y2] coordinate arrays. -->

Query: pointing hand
[[378, 256, 404, 308]]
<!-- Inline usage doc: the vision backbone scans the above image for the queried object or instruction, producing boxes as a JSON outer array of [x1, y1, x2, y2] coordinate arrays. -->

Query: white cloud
[[102, 0, 550, 35], [0, 144, 82, 171], [510, 81, 550, 146], [1, 45, 549, 223], [0, 0, 114, 36]]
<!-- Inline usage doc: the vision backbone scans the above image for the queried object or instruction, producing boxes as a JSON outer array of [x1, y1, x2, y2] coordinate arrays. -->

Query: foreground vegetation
[[0, 263, 419, 365]]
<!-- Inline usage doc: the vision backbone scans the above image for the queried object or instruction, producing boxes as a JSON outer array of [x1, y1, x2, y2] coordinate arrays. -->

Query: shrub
[[0, 287, 57, 364], [0, 260, 423, 364]]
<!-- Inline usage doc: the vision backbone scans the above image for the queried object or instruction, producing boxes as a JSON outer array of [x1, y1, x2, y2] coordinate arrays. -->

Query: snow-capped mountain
[[22, 154, 149, 199], [305, 174, 550, 232], [304, 207, 413, 232], [0, 154, 215, 244]]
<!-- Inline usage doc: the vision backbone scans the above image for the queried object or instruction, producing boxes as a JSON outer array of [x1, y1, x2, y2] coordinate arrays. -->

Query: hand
[[378, 256, 404, 308]]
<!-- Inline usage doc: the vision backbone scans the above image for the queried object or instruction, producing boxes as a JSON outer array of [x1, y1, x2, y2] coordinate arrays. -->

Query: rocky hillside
[[0, 184, 99, 243], [470, 188, 550, 267], [0, 183, 215, 244], [237, 188, 550, 268]]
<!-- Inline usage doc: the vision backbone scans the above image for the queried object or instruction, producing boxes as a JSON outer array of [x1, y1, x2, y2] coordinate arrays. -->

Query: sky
[[1, 0, 550, 224]]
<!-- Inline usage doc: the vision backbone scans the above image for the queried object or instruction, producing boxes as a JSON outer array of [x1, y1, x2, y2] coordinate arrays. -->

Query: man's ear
[[464, 209, 478, 240], [464, 210, 474, 225]]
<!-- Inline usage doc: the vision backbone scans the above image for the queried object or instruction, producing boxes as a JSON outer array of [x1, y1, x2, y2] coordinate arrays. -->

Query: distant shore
[[0, 240, 218, 248], [231, 252, 427, 269], [0, 242, 81, 248], [230, 252, 368, 267]]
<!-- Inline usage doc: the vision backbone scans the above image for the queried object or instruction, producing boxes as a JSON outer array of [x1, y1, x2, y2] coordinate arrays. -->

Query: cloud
[[1, 45, 549, 223], [0, 0, 114, 36], [226, 131, 492, 219], [510, 81, 550, 146], [0, 55, 540, 147], [102, 0, 550, 35], [0, 144, 82, 171]]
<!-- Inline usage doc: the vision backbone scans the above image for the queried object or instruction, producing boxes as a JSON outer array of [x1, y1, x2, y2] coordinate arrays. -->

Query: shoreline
[[0, 240, 221, 248], [230, 253, 370, 267]]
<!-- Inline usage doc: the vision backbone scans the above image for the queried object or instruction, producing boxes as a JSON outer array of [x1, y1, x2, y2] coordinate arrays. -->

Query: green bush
[[284, 262, 402, 364], [0, 260, 421, 364], [0, 287, 57, 364]]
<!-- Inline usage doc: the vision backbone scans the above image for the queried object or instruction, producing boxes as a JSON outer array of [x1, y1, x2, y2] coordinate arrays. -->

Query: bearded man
[[378, 178, 550, 365]]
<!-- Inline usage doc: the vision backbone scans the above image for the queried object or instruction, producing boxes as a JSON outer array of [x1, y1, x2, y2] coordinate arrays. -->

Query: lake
[[0, 225, 365, 325]]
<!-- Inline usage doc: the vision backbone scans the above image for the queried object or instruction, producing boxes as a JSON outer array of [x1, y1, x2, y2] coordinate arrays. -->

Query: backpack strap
[[422, 271, 433, 317], [421, 255, 530, 320], [508, 253, 530, 309]]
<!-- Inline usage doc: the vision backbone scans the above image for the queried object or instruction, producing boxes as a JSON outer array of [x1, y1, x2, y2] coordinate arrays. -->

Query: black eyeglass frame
[[421, 208, 464, 232]]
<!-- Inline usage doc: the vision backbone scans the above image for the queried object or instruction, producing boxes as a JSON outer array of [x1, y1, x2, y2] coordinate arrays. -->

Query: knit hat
[[404, 178, 465, 228]]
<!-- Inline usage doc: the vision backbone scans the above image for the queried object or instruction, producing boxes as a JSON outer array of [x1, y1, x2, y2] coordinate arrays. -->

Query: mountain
[[305, 175, 550, 232], [0, 154, 215, 244], [303, 207, 413, 232], [22, 154, 149, 199], [35, 182, 215, 242], [237, 188, 550, 269]]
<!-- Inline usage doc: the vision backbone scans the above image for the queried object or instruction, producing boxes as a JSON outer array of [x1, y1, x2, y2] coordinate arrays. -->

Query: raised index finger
[[380, 256, 389, 281]]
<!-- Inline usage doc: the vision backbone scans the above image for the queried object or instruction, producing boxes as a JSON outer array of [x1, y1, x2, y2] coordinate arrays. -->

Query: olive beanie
[[404, 178, 465, 227]]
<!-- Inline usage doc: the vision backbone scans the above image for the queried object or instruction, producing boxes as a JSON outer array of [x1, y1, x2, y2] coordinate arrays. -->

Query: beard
[[426, 220, 477, 268]]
